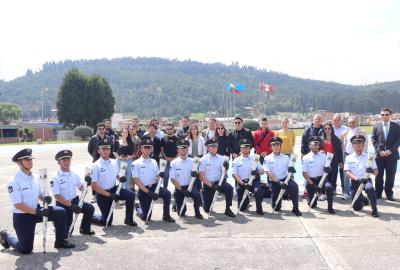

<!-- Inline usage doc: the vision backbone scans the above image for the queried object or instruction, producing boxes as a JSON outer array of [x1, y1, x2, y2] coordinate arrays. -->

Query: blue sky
[[0, 0, 399, 85]]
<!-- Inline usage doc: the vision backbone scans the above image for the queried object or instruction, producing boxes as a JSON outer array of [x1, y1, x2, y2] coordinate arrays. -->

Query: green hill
[[0, 57, 399, 119]]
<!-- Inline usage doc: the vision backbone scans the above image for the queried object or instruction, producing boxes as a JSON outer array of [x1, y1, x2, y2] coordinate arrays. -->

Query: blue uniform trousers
[[137, 183, 171, 220], [174, 185, 202, 216], [5, 205, 67, 254], [351, 179, 377, 211], [271, 178, 299, 209], [92, 186, 135, 226], [236, 178, 264, 212], [202, 179, 233, 212], [56, 196, 94, 232], [306, 176, 334, 209]]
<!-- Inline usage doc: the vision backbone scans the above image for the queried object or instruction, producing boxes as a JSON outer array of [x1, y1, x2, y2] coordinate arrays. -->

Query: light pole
[[40, 88, 48, 143]]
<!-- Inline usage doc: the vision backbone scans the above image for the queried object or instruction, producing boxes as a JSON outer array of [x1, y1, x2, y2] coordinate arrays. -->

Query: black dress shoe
[[256, 210, 264, 215], [79, 229, 95, 235], [195, 214, 204, 220], [162, 216, 176, 223], [124, 219, 138, 226], [0, 230, 10, 249], [387, 196, 396, 202], [224, 208, 235, 217], [292, 208, 302, 217], [372, 208, 380, 218], [172, 205, 177, 212], [54, 240, 75, 249], [328, 208, 336, 214]]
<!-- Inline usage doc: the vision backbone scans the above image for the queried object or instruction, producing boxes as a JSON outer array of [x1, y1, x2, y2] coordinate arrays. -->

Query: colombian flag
[[226, 82, 246, 94]]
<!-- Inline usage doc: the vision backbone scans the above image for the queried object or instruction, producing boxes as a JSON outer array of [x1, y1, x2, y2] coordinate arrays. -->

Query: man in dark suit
[[371, 107, 400, 201]]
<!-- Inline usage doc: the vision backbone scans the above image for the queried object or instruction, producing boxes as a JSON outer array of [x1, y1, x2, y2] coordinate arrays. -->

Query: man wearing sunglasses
[[228, 116, 254, 159], [371, 107, 400, 201]]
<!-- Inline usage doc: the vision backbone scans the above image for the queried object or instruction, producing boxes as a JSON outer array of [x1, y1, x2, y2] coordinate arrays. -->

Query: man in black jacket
[[301, 114, 324, 159], [228, 116, 254, 158], [371, 107, 400, 201]]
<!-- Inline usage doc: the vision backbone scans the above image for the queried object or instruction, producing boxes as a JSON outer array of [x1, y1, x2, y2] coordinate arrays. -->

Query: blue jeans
[[117, 159, 133, 189], [343, 153, 351, 195]]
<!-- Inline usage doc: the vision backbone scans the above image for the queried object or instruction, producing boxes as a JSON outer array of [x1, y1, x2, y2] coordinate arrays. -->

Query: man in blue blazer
[[371, 107, 400, 201]]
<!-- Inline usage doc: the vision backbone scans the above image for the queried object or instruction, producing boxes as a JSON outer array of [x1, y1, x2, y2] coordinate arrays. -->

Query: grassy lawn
[[0, 140, 86, 146]]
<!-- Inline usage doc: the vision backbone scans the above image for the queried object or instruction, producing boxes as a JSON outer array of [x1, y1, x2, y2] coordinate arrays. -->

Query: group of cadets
[[1, 108, 399, 254]]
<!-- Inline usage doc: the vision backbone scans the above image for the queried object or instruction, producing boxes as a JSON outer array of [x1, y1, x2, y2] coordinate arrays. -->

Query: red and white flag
[[260, 83, 272, 93]]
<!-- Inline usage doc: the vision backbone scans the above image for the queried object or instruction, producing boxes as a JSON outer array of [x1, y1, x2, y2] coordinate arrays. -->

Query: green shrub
[[73, 125, 93, 141]]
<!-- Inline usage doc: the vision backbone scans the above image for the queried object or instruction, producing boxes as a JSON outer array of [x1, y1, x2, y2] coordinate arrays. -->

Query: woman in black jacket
[[322, 123, 343, 196], [216, 123, 230, 159]]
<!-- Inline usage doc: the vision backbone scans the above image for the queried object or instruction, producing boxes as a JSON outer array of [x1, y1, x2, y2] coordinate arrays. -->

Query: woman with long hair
[[114, 127, 134, 190], [215, 123, 230, 159], [321, 122, 343, 197], [186, 124, 207, 158], [275, 118, 296, 156]]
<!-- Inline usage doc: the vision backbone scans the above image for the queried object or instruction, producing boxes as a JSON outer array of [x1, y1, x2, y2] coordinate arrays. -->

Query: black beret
[[97, 139, 111, 148], [176, 139, 190, 148], [205, 138, 218, 147], [307, 136, 322, 144], [55, 150, 72, 160], [140, 138, 153, 147], [269, 137, 283, 145], [12, 148, 34, 163], [350, 135, 366, 144], [239, 139, 251, 147]]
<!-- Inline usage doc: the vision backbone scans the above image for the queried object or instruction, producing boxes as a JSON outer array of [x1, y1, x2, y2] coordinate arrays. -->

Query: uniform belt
[[310, 176, 322, 181], [144, 184, 156, 189], [242, 179, 250, 183], [105, 186, 117, 192]]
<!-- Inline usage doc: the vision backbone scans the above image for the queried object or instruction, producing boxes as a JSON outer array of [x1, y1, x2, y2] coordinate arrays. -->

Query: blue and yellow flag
[[226, 82, 246, 94]]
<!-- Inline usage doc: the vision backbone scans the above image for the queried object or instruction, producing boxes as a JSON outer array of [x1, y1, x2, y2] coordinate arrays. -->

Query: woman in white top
[[187, 124, 207, 158]]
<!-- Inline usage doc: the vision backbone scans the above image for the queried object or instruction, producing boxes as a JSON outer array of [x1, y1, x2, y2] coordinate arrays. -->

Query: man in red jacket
[[253, 118, 275, 164]]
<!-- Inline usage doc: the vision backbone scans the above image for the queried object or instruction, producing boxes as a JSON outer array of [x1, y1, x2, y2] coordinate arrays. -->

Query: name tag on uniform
[[100, 168, 106, 172], [22, 187, 29, 191]]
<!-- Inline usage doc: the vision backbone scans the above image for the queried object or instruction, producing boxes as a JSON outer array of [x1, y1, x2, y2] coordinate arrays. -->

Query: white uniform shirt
[[199, 153, 224, 183], [91, 158, 119, 190], [232, 155, 263, 180], [7, 171, 43, 213], [169, 156, 193, 186], [132, 156, 159, 186], [344, 152, 377, 180], [264, 153, 290, 180], [51, 168, 82, 201], [302, 151, 326, 178]]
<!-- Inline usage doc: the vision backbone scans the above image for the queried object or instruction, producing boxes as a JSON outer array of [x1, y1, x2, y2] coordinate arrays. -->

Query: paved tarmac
[[0, 143, 400, 270]]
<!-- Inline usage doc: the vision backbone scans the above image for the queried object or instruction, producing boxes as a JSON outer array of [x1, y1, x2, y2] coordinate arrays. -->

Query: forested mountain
[[0, 57, 399, 119]]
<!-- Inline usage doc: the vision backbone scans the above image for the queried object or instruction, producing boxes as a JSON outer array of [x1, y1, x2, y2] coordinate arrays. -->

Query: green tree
[[56, 68, 115, 128], [0, 103, 22, 124]]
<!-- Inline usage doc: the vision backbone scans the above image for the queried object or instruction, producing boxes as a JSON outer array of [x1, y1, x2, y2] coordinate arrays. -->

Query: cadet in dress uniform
[[170, 139, 203, 219], [0, 149, 75, 254], [199, 138, 235, 217], [90, 139, 137, 226], [302, 136, 335, 214], [264, 137, 302, 216], [51, 150, 95, 235], [344, 135, 379, 217], [232, 139, 265, 215], [132, 139, 175, 222]]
